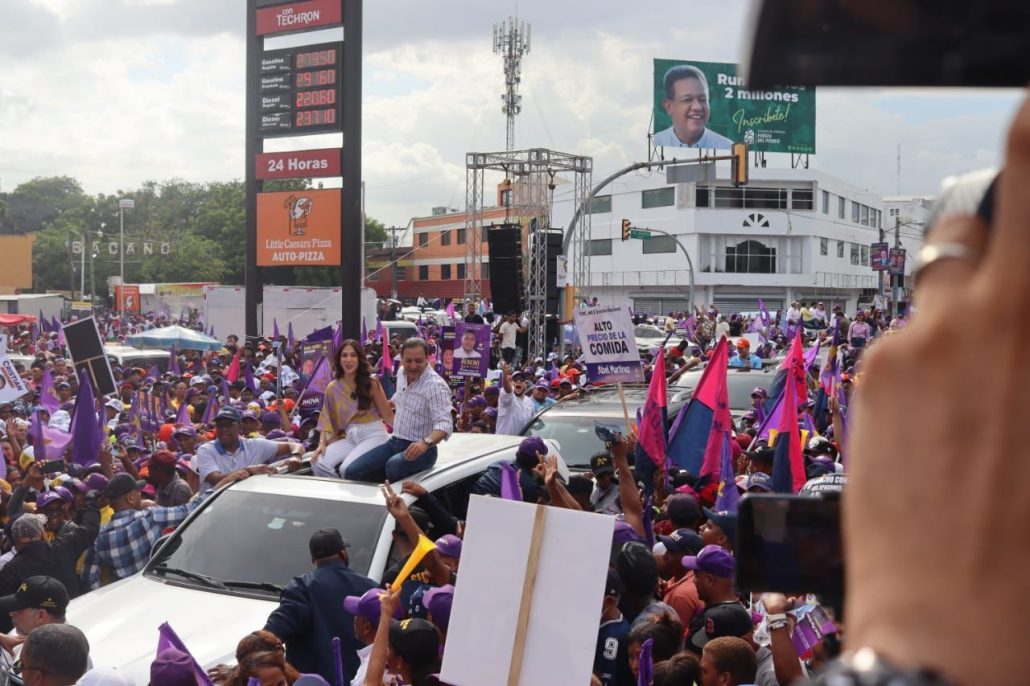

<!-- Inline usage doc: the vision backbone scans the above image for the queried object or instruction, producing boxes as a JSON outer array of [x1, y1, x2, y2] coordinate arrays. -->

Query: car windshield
[[676, 370, 775, 410], [635, 326, 663, 338], [524, 414, 609, 468], [147, 490, 387, 594]]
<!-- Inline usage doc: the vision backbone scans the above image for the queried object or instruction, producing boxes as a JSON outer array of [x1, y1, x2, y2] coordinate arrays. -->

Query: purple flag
[[714, 432, 739, 513], [273, 318, 280, 339], [331, 323, 343, 358], [221, 379, 232, 405], [758, 299, 771, 326], [287, 322, 295, 349], [148, 365, 160, 382], [500, 462, 522, 501], [29, 320, 38, 341], [296, 356, 332, 405], [175, 399, 190, 426], [375, 319, 385, 345], [157, 622, 215, 686], [39, 311, 49, 334], [332, 636, 345, 686], [637, 638, 653, 686], [360, 318, 368, 346], [39, 369, 60, 415], [168, 348, 180, 375], [29, 410, 48, 462], [71, 369, 102, 467], [56, 324, 65, 351], [50, 315, 60, 333], [244, 362, 256, 393], [201, 392, 218, 424]]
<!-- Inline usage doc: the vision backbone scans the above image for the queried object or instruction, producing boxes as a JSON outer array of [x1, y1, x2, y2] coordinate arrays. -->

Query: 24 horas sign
[[652, 58, 816, 154]]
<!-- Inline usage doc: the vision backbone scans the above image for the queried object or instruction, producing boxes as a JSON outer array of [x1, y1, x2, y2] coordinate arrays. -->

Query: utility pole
[[493, 16, 530, 151], [384, 226, 405, 300], [892, 215, 901, 318], [118, 198, 134, 288]]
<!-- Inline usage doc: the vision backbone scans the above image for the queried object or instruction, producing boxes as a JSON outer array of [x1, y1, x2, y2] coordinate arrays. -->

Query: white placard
[[0, 337, 30, 404], [441, 496, 615, 686], [573, 304, 643, 384]]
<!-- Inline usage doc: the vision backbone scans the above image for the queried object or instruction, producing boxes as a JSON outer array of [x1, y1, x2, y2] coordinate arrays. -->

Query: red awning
[[0, 314, 37, 326]]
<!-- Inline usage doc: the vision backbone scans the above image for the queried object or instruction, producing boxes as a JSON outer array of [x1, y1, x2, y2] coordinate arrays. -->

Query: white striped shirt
[[392, 367, 453, 442]]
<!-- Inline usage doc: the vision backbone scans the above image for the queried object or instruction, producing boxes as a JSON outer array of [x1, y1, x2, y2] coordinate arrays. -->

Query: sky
[[0, 0, 1023, 229]]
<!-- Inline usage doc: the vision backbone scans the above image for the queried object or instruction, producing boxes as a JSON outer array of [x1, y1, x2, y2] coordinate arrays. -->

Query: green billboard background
[[653, 58, 816, 154]]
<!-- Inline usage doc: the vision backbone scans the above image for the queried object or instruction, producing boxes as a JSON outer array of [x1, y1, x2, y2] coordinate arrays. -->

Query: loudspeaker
[[487, 225, 525, 314], [545, 231, 563, 314]]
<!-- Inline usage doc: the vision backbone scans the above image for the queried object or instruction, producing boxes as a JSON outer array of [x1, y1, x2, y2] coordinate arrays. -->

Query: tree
[[2, 176, 87, 234], [138, 233, 227, 283]]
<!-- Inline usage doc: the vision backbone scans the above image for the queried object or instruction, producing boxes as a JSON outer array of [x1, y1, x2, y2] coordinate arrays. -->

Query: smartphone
[[41, 459, 66, 474], [736, 494, 843, 601], [593, 420, 623, 445]]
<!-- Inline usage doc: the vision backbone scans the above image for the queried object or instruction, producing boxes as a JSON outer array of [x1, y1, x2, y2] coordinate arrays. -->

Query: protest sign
[[452, 322, 489, 378], [64, 317, 117, 396], [0, 337, 30, 404], [441, 495, 613, 686], [574, 305, 644, 384]]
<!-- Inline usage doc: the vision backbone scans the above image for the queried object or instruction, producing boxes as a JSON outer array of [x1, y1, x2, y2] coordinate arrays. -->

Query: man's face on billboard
[[664, 76, 709, 145], [461, 332, 476, 352]]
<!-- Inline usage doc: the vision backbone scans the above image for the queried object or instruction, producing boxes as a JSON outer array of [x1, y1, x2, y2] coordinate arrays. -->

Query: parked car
[[104, 344, 174, 372], [380, 319, 419, 342], [400, 307, 453, 327], [521, 385, 686, 471], [66, 433, 566, 683], [670, 365, 778, 422], [633, 324, 670, 354]]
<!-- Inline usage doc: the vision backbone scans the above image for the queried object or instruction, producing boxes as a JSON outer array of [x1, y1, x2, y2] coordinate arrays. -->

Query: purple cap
[[260, 411, 281, 426], [613, 520, 643, 546], [150, 648, 196, 686], [517, 436, 547, 460], [468, 396, 488, 409], [533, 380, 550, 391], [484, 407, 498, 418], [84, 473, 110, 493], [53, 485, 74, 504], [483, 386, 500, 397], [63, 478, 89, 495], [435, 534, 462, 559], [172, 425, 196, 438], [241, 410, 258, 421], [423, 584, 454, 632], [35, 490, 65, 510], [343, 587, 403, 623], [264, 429, 287, 440], [681, 544, 736, 578]]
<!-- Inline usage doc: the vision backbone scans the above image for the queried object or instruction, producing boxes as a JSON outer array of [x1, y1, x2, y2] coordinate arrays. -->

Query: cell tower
[[493, 17, 530, 151]]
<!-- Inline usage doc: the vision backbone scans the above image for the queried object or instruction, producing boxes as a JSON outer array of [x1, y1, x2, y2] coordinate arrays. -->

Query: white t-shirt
[[496, 388, 536, 436], [195, 436, 281, 486], [499, 321, 520, 348]]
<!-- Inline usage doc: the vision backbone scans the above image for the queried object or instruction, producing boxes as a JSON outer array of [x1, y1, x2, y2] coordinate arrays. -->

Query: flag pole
[[617, 382, 631, 433]]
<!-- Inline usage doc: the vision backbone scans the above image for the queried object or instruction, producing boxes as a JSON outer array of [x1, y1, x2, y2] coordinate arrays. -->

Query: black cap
[[604, 568, 623, 598], [590, 452, 614, 476], [615, 542, 658, 595], [0, 576, 69, 614], [658, 528, 704, 556], [105, 473, 147, 500], [690, 603, 754, 650], [215, 406, 242, 423], [389, 618, 440, 664], [309, 528, 348, 559]]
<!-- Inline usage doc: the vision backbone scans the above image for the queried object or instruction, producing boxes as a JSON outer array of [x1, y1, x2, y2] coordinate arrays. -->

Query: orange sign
[[115, 285, 140, 313], [256, 189, 342, 266]]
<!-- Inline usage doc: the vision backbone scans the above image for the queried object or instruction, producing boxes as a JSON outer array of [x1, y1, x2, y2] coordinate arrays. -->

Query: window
[[457, 263, 466, 280], [820, 237, 828, 256], [696, 186, 711, 208], [792, 189, 814, 210], [588, 195, 612, 214], [889, 208, 898, 217], [418, 265, 429, 280], [587, 239, 612, 256], [837, 241, 845, 258], [441, 264, 452, 280], [396, 266, 406, 281], [501, 189, 512, 206], [456, 228, 466, 244], [642, 236, 676, 254], [713, 187, 787, 209], [860, 205, 870, 226], [873, 209, 881, 229], [821, 190, 829, 214], [642, 187, 675, 209], [861, 244, 870, 265], [480, 262, 490, 279], [725, 239, 777, 274], [850, 243, 860, 265], [838, 196, 846, 219], [852, 202, 860, 223], [440, 230, 451, 246], [418, 233, 428, 248]]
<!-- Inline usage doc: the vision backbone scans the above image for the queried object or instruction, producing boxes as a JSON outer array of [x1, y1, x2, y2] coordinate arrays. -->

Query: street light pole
[[118, 199, 134, 287]]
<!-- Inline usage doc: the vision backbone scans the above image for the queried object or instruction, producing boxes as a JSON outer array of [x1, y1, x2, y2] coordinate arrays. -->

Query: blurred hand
[[401, 481, 427, 498]]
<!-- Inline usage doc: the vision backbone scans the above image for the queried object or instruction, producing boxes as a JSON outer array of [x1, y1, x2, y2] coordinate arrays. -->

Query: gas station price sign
[[258, 42, 343, 136]]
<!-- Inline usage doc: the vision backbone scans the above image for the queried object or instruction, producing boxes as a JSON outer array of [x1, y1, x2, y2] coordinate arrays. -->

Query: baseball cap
[[215, 406, 242, 423], [84, 472, 110, 493], [604, 568, 624, 598], [343, 587, 402, 623], [745, 472, 773, 492], [172, 425, 197, 438], [702, 508, 738, 546], [690, 602, 754, 651], [150, 648, 196, 686], [0, 576, 69, 614], [434, 534, 462, 559], [423, 584, 454, 632], [616, 541, 658, 594], [533, 380, 550, 391], [11, 514, 46, 541], [681, 544, 736, 578], [241, 409, 258, 421], [105, 398, 124, 412], [105, 473, 147, 500], [483, 386, 500, 397], [260, 411, 281, 426], [657, 528, 704, 556], [516, 436, 546, 460], [389, 618, 440, 664], [590, 452, 614, 476], [35, 490, 65, 511], [309, 528, 348, 559], [150, 449, 178, 466], [468, 396, 487, 409]]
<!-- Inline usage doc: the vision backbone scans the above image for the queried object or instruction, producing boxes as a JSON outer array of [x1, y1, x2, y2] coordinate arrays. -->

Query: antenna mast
[[493, 16, 531, 151]]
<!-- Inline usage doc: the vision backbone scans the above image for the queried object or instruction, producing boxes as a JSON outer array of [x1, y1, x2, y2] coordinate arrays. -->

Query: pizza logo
[[284, 194, 314, 236]]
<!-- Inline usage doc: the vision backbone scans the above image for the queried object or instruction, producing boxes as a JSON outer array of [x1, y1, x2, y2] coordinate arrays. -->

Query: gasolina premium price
[[257, 42, 342, 136]]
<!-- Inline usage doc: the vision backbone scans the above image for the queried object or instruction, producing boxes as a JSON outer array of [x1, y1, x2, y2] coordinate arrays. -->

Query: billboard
[[652, 59, 816, 153], [115, 285, 141, 313], [256, 189, 342, 266], [870, 242, 890, 271]]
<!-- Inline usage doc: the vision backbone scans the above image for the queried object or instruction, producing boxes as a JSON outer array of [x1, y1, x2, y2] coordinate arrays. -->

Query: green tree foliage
[[1, 176, 87, 234]]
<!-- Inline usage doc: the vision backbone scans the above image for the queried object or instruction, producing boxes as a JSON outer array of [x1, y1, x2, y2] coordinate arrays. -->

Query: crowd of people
[[0, 274, 913, 686]]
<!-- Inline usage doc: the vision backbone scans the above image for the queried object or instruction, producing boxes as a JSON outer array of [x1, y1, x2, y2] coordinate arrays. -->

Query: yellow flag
[[394, 534, 437, 584]]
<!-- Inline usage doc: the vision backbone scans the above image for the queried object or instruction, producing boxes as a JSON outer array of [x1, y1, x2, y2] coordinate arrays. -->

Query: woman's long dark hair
[[334, 339, 374, 411]]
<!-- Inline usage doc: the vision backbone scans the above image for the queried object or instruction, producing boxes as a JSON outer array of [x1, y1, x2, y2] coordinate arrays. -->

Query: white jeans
[[312, 421, 389, 478]]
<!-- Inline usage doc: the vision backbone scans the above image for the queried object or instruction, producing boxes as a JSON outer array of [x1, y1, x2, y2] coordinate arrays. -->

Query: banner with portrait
[[433, 326, 455, 380], [451, 322, 490, 379]]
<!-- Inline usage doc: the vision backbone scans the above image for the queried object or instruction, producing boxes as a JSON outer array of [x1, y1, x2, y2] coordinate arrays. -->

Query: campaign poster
[[452, 322, 489, 379], [299, 340, 332, 380], [0, 338, 30, 404], [652, 58, 816, 153], [573, 305, 644, 384], [888, 248, 907, 276], [870, 242, 890, 271], [433, 326, 455, 379]]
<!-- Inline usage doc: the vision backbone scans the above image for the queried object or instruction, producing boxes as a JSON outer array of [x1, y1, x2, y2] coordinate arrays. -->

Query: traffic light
[[621, 218, 631, 241], [731, 142, 749, 187]]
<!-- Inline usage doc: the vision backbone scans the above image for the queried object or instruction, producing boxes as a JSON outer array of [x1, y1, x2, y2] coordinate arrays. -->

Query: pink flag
[[698, 338, 731, 480], [637, 348, 668, 466]]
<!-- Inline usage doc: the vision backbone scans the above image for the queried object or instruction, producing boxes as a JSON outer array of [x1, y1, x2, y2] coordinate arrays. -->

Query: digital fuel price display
[[258, 42, 342, 136]]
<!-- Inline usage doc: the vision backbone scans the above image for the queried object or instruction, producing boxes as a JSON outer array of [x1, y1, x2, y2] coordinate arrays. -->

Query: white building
[[554, 166, 926, 317]]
